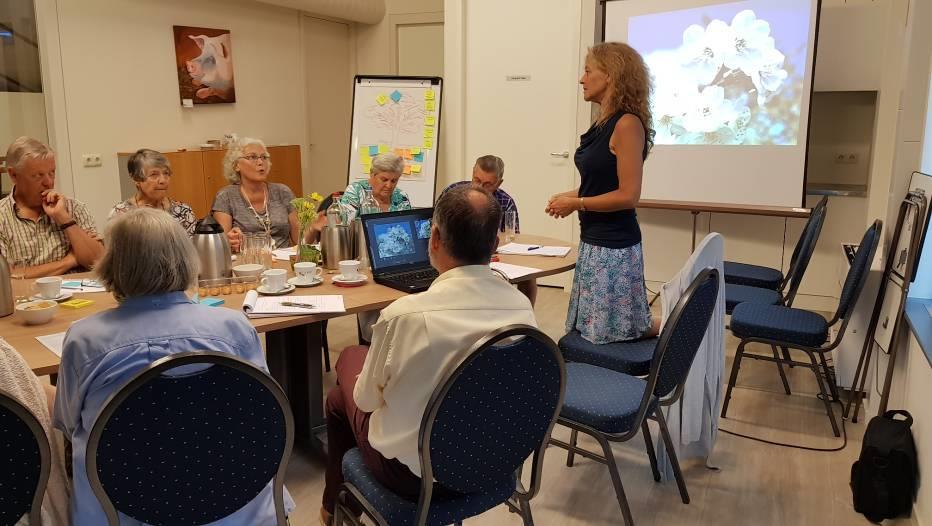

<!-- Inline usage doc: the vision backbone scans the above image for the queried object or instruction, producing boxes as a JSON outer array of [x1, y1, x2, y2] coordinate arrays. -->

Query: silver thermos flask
[[0, 252, 13, 318], [191, 216, 233, 279]]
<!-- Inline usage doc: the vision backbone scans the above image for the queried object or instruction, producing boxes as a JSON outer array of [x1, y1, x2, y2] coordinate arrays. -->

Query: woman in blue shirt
[[53, 208, 294, 525]]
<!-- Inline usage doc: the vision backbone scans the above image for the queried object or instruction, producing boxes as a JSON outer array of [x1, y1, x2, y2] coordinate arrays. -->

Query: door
[[463, 1, 580, 287], [304, 16, 353, 197], [392, 13, 444, 77]]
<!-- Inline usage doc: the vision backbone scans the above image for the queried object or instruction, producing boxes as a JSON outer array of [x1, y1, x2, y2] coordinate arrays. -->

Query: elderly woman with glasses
[[340, 152, 412, 213], [53, 208, 295, 525], [212, 137, 299, 251], [110, 148, 198, 236]]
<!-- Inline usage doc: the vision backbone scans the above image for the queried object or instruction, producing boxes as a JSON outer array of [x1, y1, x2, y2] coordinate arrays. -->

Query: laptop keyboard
[[385, 268, 439, 284]]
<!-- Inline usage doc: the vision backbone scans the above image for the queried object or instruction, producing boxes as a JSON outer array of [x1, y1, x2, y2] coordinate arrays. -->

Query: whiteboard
[[347, 76, 443, 208]]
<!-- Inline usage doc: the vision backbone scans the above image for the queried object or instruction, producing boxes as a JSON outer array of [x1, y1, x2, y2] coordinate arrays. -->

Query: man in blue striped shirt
[[441, 155, 518, 233]]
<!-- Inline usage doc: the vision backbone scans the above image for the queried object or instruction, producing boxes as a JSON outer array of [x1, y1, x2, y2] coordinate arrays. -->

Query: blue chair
[[550, 268, 720, 526], [724, 196, 828, 291], [722, 220, 882, 437], [558, 331, 657, 377], [333, 325, 566, 526], [85, 352, 294, 526], [0, 389, 51, 526]]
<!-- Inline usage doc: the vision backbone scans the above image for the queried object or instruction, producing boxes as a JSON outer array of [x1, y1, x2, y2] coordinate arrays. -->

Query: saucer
[[288, 276, 322, 288], [333, 275, 368, 287], [30, 291, 73, 302], [257, 283, 296, 296]]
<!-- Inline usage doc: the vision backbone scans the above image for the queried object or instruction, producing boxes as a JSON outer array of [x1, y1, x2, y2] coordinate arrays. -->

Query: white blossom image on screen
[[644, 9, 792, 146], [375, 224, 416, 258]]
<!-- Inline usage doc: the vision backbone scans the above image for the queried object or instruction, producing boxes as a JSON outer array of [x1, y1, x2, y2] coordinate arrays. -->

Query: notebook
[[241, 290, 346, 318]]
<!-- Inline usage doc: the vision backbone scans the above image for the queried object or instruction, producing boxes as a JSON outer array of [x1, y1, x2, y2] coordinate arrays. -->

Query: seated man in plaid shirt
[[441, 155, 537, 305]]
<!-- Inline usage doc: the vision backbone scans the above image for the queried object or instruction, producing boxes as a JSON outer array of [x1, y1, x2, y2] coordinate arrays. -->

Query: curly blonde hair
[[587, 42, 655, 153]]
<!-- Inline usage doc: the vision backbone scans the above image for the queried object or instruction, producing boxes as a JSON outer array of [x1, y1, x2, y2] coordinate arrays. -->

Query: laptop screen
[[362, 208, 434, 274]]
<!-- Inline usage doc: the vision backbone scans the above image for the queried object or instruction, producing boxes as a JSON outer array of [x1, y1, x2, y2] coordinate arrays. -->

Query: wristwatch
[[59, 220, 77, 231]]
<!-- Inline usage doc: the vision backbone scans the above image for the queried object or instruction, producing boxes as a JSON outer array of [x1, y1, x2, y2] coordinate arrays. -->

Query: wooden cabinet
[[118, 145, 303, 220]]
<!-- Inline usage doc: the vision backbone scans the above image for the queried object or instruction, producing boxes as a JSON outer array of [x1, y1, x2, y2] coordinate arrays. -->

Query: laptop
[[361, 208, 440, 293]]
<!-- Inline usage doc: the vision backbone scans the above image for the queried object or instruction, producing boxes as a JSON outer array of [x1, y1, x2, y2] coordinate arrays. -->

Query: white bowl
[[16, 300, 59, 325], [233, 263, 264, 277]]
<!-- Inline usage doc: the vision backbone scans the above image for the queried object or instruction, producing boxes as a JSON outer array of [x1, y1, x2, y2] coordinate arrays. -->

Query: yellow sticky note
[[378, 144, 389, 154], [425, 89, 435, 101], [360, 153, 371, 164], [362, 162, 371, 174], [359, 146, 369, 157], [425, 116, 436, 126], [376, 94, 388, 106], [410, 147, 421, 155], [423, 138, 433, 149], [424, 128, 434, 138], [403, 164, 412, 175], [411, 164, 422, 174], [426, 100, 436, 111]]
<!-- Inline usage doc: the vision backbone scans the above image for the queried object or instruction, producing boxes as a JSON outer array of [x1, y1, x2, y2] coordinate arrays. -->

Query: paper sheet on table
[[490, 262, 541, 280], [498, 243, 571, 257], [241, 290, 345, 318], [61, 281, 108, 293], [272, 246, 298, 261], [36, 332, 66, 357]]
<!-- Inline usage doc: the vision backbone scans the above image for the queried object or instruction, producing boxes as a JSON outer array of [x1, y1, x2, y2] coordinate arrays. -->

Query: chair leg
[[770, 345, 792, 395], [566, 429, 578, 467], [595, 434, 635, 526], [322, 320, 331, 372], [333, 501, 345, 526], [782, 346, 794, 368], [721, 341, 748, 419], [641, 419, 660, 482], [818, 352, 840, 402], [517, 495, 535, 526], [805, 352, 841, 437], [655, 408, 690, 505]]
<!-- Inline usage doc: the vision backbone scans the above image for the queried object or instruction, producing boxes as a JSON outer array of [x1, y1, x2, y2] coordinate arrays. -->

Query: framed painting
[[173, 25, 236, 105]]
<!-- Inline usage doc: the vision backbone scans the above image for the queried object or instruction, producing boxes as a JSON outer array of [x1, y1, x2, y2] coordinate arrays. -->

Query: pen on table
[[526, 246, 542, 251], [281, 301, 316, 309]]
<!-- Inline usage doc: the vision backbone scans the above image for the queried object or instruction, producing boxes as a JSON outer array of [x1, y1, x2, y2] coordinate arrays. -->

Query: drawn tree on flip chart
[[364, 89, 426, 147]]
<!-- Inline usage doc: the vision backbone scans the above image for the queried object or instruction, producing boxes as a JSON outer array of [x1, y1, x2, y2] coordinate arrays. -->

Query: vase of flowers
[[291, 192, 325, 264]]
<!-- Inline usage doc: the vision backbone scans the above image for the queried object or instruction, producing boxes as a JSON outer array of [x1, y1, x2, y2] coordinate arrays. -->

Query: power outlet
[[81, 154, 102, 168], [833, 152, 858, 165]]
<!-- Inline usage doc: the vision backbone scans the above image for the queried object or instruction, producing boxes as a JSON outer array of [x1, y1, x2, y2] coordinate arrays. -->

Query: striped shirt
[[0, 188, 99, 267], [441, 181, 519, 233]]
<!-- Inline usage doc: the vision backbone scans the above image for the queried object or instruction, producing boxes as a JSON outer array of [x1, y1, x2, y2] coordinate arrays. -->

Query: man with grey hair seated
[[319, 185, 537, 525], [53, 208, 294, 525], [0, 136, 102, 277]]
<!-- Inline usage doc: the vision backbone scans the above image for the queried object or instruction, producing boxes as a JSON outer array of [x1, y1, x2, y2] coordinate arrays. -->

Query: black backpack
[[850, 410, 919, 522]]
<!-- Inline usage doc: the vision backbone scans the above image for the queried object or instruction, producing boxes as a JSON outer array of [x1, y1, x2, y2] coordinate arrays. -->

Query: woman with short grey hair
[[54, 207, 296, 525], [109, 148, 197, 236], [339, 152, 411, 214], [212, 137, 299, 251]]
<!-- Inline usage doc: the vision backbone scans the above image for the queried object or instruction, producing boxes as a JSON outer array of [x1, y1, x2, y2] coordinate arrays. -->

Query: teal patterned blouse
[[340, 181, 412, 212]]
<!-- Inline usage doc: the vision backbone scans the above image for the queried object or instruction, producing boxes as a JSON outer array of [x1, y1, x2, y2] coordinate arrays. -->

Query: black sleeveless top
[[575, 112, 646, 249]]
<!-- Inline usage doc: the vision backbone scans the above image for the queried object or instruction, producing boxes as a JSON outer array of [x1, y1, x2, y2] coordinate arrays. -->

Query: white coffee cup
[[338, 260, 361, 280], [260, 268, 288, 291], [233, 263, 264, 277], [35, 277, 62, 299], [293, 262, 323, 283]]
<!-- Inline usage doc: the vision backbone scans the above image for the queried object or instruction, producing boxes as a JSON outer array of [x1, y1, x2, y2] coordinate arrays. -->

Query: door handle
[[550, 151, 570, 158]]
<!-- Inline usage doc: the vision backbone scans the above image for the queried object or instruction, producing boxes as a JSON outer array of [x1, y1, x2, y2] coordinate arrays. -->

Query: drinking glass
[[504, 210, 517, 242], [10, 259, 29, 304]]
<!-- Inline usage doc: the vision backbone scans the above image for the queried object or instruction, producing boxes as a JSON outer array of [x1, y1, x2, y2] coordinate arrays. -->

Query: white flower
[[681, 86, 740, 133], [721, 10, 779, 75], [679, 21, 730, 85], [750, 48, 788, 103]]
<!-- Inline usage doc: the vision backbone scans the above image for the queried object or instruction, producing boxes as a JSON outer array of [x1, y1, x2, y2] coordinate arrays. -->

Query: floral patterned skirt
[[565, 241, 652, 344]]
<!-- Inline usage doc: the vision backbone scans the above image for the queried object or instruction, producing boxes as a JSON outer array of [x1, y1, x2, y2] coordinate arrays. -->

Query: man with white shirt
[[320, 185, 538, 524]]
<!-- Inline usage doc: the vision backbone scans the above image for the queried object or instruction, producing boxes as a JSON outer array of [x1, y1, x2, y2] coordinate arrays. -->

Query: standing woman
[[212, 137, 299, 251], [547, 42, 658, 344], [110, 149, 197, 236]]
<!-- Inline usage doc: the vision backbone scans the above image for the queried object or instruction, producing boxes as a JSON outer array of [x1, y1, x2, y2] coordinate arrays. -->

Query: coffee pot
[[192, 216, 232, 279], [0, 252, 12, 318], [320, 225, 352, 270]]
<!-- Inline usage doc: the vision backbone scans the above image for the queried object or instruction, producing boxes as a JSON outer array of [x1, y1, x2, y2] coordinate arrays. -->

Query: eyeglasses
[[241, 154, 271, 163], [145, 170, 172, 180]]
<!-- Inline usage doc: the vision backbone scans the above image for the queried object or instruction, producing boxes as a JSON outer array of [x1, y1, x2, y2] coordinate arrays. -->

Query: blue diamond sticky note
[[390, 90, 402, 103], [368, 145, 379, 156], [413, 152, 424, 162]]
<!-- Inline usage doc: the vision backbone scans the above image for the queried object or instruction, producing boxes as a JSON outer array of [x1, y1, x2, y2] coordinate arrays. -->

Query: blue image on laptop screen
[[365, 210, 433, 272]]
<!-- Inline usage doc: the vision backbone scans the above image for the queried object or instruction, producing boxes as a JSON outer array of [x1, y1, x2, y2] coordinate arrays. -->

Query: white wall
[[44, 0, 307, 226]]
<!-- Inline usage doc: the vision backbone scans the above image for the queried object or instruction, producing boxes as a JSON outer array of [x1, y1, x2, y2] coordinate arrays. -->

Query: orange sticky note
[[423, 138, 433, 149], [403, 164, 412, 175], [394, 148, 405, 157], [403, 149, 413, 160], [426, 100, 436, 111], [411, 164, 422, 174], [425, 89, 435, 101]]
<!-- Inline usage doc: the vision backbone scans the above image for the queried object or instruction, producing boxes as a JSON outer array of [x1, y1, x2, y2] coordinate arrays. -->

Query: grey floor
[[283, 286, 877, 525]]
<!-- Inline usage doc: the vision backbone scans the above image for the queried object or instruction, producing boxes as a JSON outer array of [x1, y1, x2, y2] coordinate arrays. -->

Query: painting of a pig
[[173, 25, 236, 104]]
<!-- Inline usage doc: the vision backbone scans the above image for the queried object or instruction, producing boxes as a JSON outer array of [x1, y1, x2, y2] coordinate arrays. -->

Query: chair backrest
[[419, 325, 565, 497], [783, 197, 828, 305], [832, 220, 883, 325], [0, 389, 51, 526], [86, 352, 293, 526], [647, 268, 720, 402]]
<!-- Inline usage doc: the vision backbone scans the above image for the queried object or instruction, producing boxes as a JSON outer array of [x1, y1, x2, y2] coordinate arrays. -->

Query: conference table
[[5, 234, 577, 445]]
